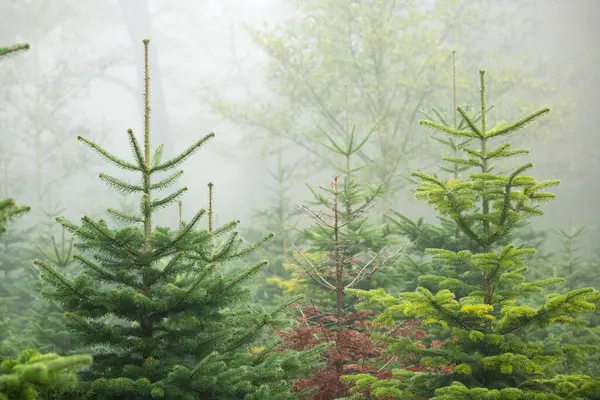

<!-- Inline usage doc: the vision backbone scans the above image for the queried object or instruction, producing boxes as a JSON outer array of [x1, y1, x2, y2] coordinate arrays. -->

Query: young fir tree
[[266, 100, 403, 312], [33, 39, 320, 400], [525, 219, 600, 378], [278, 173, 409, 400], [24, 226, 81, 356], [343, 70, 600, 399], [244, 143, 305, 307], [386, 52, 551, 296], [270, 106, 411, 398]]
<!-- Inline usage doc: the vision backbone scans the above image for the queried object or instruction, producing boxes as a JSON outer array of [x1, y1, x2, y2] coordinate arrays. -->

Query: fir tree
[[526, 218, 600, 378], [345, 70, 600, 399], [272, 106, 410, 398], [386, 52, 551, 296], [33, 39, 320, 400], [267, 100, 405, 312], [244, 143, 305, 307]]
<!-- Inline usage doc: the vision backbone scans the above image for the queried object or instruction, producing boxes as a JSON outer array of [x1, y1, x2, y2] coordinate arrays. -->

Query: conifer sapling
[[32, 39, 320, 400], [345, 70, 600, 399]]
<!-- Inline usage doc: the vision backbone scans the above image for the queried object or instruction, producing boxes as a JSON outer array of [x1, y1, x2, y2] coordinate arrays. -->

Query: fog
[[2, 0, 599, 248], [2, 2, 600, 397]]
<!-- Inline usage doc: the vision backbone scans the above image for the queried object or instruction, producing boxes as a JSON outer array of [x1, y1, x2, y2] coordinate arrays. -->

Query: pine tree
[[344, 70, 600, 399], [33, 39, 320, 400]]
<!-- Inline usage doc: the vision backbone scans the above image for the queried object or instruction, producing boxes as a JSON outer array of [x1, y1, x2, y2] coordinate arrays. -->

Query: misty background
[[1, 0, 599, 255]]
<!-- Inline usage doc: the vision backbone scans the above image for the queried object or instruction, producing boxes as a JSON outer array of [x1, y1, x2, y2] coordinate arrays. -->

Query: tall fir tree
[[33, 39, 321, 400], [344, 70, 600, 399]]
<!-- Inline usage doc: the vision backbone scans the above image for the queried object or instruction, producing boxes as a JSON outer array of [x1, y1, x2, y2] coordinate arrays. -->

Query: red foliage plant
[[277, 304, 454, 400]]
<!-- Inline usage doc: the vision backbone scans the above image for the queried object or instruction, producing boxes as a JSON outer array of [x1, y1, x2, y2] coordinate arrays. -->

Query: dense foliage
[[1, 3, 599, 398], [344, 70, 600, 399]]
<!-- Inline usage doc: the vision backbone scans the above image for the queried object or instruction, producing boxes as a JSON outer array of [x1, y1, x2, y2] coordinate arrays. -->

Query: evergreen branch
[[186, 352, 220, 383], [77, 135, 141, 171], [304, 183, 331, 208], [221, 297, 302, 357], [151, 187, 188, 210], [0, 42, 29, 57], [228, 231, 275, 259], [486, 108, 550, 139], [498, 288, 599, 335], [210, 219, 240, 237], [151, 143, 164, 167], [315, 127, 346, 155], [55, 217, 85, 237], [73, 254, 141, 290], [106, 208, 143, 224], [167, 263, 216, 312], [209, 231, 240, 261], [351, 122, 378, 154], [81, 216, 140, 258], [126, 128, 147, 171], [419, 120, 480, 138], [152, 133, 215, 172], [33, 259, 85, 298], [153, 209, 206, 258], [431, 136, 453, 147], [430, 107, 450, 126], [222, 260, 268, 292], [0, 199, 30, 234], [491, 166, 535, 240], [98, 173, 144, 194], [442, 156, 483, 167], [456, 106, 484, 138], [149, 251, 184, 285], [411, 171, 482, 244], [149, 170, 184, 190]]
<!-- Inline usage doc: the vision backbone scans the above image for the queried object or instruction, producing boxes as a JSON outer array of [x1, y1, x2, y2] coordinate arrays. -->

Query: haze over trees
[[1, 1, 599, 399]]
